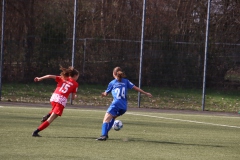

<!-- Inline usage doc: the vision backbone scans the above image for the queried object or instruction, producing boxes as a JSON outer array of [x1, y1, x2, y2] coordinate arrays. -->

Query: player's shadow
[[43, 136, 224, 148], [116, 138, 223, 148], [46, 136, 101, 140]]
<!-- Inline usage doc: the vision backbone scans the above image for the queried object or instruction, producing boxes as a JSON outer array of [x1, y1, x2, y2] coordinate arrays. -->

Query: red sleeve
[[73, 82, 79, 93], [55, 76, 62, 83]]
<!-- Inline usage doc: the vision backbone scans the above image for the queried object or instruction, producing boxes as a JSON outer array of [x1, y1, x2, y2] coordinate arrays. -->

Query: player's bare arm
[[132, 86, 152, 98], [34, 75, 56, 82]]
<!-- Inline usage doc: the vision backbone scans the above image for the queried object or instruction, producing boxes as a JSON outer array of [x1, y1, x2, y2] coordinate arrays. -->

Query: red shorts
[[50, 102, 64, 116]]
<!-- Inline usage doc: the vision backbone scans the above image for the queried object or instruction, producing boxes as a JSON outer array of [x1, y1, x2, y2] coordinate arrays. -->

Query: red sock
[[38, 121, 50, 131]]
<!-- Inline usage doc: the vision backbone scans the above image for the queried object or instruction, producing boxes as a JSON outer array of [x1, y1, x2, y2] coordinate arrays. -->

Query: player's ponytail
[[60, 65, 79, 78], [113, 67, 126, 82], [69, 66, 79, 77], [60, 66, 70, 78]]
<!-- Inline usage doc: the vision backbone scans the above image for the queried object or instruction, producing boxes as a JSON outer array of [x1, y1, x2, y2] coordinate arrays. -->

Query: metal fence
[[0, 0, 240, 111]]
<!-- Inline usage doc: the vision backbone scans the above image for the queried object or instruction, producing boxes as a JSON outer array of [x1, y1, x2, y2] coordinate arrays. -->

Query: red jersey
[[50, 76, 79, 107]]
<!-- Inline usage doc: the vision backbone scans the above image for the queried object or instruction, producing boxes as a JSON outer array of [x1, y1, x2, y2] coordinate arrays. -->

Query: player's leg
[[41, 113, 51, 122], [41, 102, 55, 122], [32, 113, 58, 137], [32, 103, 63, 137], [97, 106, 117, 141], [107, 117, 116, 133], [106, 109, 126, 135], [101, 112, 113, 136]]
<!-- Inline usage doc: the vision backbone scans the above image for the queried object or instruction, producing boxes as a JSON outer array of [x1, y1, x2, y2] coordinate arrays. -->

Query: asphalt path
[[0, 101, 239, 117]]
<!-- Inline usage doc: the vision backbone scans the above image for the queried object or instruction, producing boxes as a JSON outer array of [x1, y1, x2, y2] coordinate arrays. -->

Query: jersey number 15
[[59, 83, 70, 93]]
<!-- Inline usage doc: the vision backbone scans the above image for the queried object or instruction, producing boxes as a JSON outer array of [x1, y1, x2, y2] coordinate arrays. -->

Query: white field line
[[126, 112, 240, 129], [1, 106, 240, 129], [146, 112, 240, 119]]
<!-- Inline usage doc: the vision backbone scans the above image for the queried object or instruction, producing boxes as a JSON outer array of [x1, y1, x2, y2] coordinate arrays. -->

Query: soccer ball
[[112, 120, 123, 131]]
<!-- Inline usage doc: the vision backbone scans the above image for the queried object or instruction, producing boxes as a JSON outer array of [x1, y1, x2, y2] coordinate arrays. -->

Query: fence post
[[202, 0, 212, 111], [71, 0, 78, 105], [0, 0, 5, 101], [138, 0, 147, 108], [83, 38, 86, 76]]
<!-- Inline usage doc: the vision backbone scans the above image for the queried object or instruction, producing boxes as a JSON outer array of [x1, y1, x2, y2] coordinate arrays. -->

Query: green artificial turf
[[0, 106, 239, 160]]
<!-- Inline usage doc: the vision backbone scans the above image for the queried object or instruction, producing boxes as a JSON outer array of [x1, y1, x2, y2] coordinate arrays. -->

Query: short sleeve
[[105, 81, 114, 93], [127, 80, 135, 89], [73, 83, 79, 93], [55, 76, 62, 83]]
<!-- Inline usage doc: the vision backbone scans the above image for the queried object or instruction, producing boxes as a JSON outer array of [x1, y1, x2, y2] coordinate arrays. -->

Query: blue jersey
[[105, 78, 135, 109]]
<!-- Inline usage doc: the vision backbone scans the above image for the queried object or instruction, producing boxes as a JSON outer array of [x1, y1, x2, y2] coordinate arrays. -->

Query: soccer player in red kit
[[32, 66, 79, 137]]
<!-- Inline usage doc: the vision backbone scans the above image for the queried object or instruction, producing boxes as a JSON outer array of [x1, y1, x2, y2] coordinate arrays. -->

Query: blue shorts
[[107, 104, 126, 117]]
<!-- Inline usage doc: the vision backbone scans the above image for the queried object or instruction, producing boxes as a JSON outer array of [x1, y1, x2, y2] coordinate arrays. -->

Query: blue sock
[[101, 122, 108, 136], [107, 119, 115, 132]]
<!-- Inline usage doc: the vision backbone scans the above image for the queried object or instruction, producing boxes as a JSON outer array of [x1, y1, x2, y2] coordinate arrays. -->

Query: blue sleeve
[[127, 80, 135, 89], [105, 81, 113, 93]]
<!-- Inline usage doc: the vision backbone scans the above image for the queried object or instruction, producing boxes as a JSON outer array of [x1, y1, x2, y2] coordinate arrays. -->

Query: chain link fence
[[1, 0, 240, 111]]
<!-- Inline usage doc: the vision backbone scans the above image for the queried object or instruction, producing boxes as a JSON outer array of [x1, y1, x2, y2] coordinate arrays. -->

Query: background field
[[0, 104, 239, 160], [2, 83, 240, 113]]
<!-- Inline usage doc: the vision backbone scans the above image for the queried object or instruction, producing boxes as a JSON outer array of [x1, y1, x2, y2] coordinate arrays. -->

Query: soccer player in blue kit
[[97, 67, 152, 141]]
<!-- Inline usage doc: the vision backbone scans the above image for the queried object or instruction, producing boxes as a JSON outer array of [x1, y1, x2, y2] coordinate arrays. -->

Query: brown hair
[[60, 66, 79, 79], [113, 67, 126, 82]]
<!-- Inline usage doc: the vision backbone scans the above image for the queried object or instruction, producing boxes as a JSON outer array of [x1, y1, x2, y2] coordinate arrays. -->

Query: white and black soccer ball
[[112, 120, 123, 131]]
